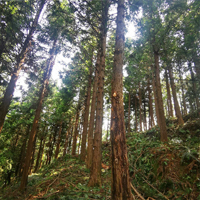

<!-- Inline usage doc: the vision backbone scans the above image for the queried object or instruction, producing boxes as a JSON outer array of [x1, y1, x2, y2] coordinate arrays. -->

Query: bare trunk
[[135, 94, 138, 132], [154, 52, 168, 142], [128, 93, 131, 133], [139, 83, 142, 131], [63, 119, 73, 156], [0, 0, 46, 134], [19, 38, 57, 191], [39, 137, 46, 169], [165, 69, 173, 117], [88, 0, 109, 187], [189, 62, 200, 110], [86, 50, 100, 169], [178, 66, 187, 115], [55, 121, 63, 159], [110, 0, 133, 199], [34, 136, 44, 173], [80, 59, 93, 161], [72, 102, 81, 155], [151, 67, 160, 127], [168, 65, 184, 125]]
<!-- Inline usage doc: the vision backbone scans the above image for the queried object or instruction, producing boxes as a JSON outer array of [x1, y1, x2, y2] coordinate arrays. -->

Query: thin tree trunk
[[67, 127, 73, 154], [151, 67, 160, 127], [63, 119, 73, 156], [55, 121, 63, 159], [165, 69, 173, 117], [86, 50, 100, 169], [72, 102, 81, 155], [143, 98, 147, 131], [110, 0, 133, 199], [88, 0, 109, 187], [139, 83, 142, 132], [19, 38, 57, 191], [0, 0, 46, 134], [189, 62, 200, 110], [168, 65, 184, 125], [80, 59, 93, 161], [34, 136, 44, 173], [128, 92, 131, 133], [148, 79, 154, 128], [135, 94, 138, 132], [16, 125, 30, 177], [154, 51, 168, 142], [39, 137, 46, 169], [178, 66, 187, 115]]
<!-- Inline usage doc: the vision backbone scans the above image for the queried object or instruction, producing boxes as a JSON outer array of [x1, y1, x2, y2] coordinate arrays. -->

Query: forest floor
[[1, 111, 200, 200]]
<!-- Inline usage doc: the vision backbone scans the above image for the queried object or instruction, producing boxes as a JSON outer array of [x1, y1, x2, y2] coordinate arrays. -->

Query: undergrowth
[[1, 114, 200, 200]]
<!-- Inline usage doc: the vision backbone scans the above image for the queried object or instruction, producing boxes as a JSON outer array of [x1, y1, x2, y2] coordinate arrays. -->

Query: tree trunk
[[135, 94, 138, 132], [67, 127, 73, 154], [86, 50, 100, 169], [154, 51, 168, 142], [148, 79, 154, 128], [143, 98, 147, 131], [151, 67, 160, 127], [55, 121, 63, 159], [139, 83, 142, 132], [0, 0, 46, 134], [165, 69, 173, 117], [88, 0, 109, 187], [39, 137, 46, 169], [15, 125, 30, 177], [178, 66, 187, 115], [128, 92, 131, 133], [110, 0, 133, 199], [19, 38, 57, 191], [80, 59, 93, 161], [168, 65, 184, 125], [34, 136, 44, 173], [189, 62, 200, 110], [63, 119, 73, 156], [72, 102, 81, 155]]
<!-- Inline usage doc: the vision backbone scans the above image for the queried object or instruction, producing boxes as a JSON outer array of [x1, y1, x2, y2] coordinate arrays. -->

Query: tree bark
[[168, 65, 184, 125], [110, 0, 133, 199], [151, 67, 160, 127], [88, 0, 109, 187], [154, 51, 168, 142], [19, 38, 57, 191], [139, 83, 142, 132], [34, 136, 44, 173], [72, 102, 81, 155], [86, 50, 100, 169], [178, 66, 187, 115], [63, 119, 73, 156], [188, 62, 200, 110], [128, 92, 131, 133], [55, 121, 63, 159], [135, 94, 138, 132], [165, 69, 173, 117], [39, 137, 46, 169], [80, 59, 93, 161], [0, 0, 46, 134]]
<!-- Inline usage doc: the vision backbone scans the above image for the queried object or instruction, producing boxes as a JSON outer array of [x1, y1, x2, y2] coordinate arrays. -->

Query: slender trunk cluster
[[88, 0, 109, 187]]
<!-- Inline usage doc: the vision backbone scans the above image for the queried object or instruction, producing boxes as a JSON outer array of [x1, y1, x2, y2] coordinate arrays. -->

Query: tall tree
[[110, 0, 133, 199], [0, 0, 46, 134], [19, 37, 58, 191], [88, 0, 109, 187]]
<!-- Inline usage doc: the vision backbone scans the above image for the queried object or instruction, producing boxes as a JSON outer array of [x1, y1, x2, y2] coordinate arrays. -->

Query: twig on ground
[[130, 183, 145, 200]]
